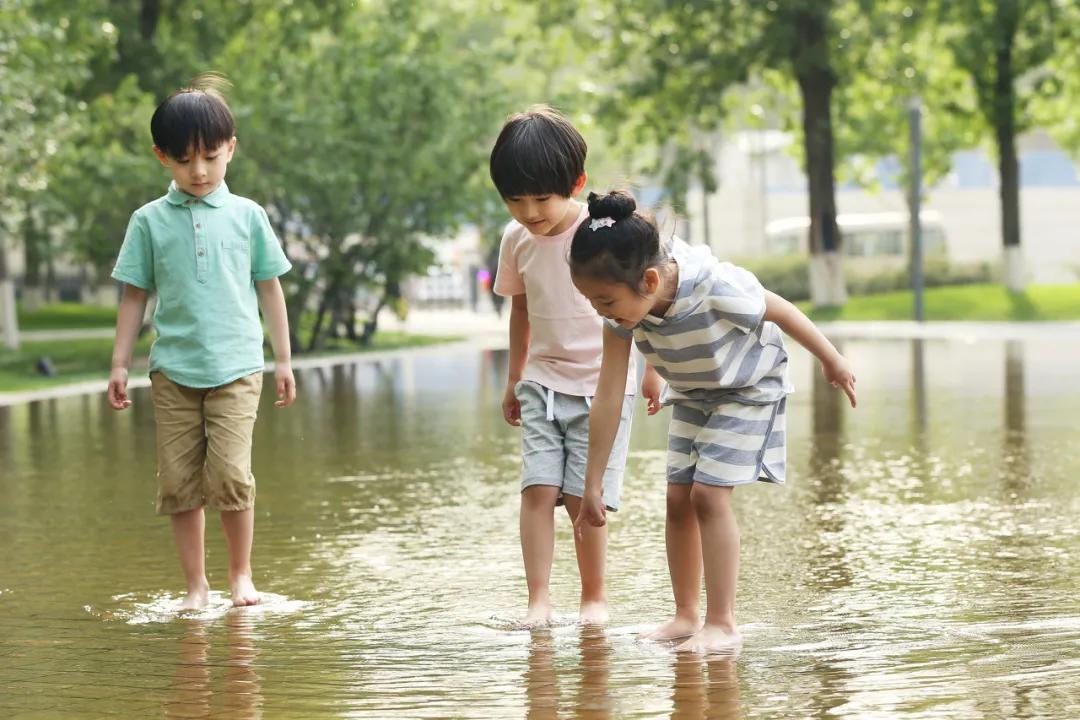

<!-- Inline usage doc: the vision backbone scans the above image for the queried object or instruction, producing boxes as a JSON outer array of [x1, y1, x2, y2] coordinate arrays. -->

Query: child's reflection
[[163, 611, 263, 719], [670, 651, 741, 720]]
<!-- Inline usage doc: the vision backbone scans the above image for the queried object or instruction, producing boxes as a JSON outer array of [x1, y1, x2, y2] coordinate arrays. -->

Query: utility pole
[[908, 97, 925, 322]]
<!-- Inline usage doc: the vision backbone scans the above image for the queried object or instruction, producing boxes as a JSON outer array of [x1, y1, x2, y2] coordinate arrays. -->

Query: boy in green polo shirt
[[107, 78, 294, 610]]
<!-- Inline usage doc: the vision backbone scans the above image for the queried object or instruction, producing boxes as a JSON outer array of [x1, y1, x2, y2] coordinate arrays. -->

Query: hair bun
[[587, 190, 636, 222]]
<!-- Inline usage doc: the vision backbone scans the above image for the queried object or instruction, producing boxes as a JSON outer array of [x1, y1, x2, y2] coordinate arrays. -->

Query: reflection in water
[[805, 340, 852, 592], [670, 653, 741, 720], [524, 632, 558, 720], [1003, 339, 1030, 493], [911, 338, 927, 434], [575, 626, 612, 719], [3, 340, 1080, 718], [165, 619, 212, 718], [164, 613, 263, 719], [524, 627, 613, 720]]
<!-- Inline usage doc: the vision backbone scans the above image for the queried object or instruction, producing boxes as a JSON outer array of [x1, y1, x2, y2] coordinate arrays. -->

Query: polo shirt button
[[197, 249, 205, 256], [196, 223, 201, 229]]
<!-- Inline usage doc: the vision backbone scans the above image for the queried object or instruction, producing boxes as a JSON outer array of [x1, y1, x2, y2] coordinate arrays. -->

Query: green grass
[[0, 331, 457, 394], [800, 283, 1080, 322], [17, 303, 118, 330]]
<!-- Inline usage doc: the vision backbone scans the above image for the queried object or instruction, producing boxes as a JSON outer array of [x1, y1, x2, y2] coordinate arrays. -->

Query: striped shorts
[[667, 397, 787, 486]]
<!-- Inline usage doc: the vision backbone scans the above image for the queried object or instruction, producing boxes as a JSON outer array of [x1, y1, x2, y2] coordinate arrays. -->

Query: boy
[[107, 79, 294, 609], [491, 106, 662, 626]]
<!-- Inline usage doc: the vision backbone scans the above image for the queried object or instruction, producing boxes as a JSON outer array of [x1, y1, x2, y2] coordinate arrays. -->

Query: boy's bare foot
[[518, 601, 553, 629], [579, 600, 609, 626], [640, 615, 702, 642], [674, 623, 742, 654], [179, 580, 211, 611], [230, 573, 261, 607]]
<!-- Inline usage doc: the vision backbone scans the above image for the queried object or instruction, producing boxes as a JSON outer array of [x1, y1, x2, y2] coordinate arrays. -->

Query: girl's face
[[572, 268, 667, 329]]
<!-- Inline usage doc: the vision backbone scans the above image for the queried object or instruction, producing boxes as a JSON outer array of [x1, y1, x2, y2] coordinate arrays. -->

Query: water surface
[[2, 337, 1079, 718]]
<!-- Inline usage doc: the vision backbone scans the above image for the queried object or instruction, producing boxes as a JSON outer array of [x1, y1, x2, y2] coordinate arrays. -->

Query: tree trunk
[[22, 213, 45, 312], [796, 21, 847, 308], [994, 34, 1024, 292], [307, 290, 331, 352], [0, 243, 18, 350]]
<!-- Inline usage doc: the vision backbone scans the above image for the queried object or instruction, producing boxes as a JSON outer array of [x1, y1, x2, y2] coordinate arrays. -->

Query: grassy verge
[[18, 303, 118, 330], [0, 331, 457, 394], [800, 283, 1080, 322]]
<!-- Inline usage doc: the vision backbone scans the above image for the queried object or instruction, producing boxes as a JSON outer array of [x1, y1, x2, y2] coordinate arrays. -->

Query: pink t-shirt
[[494, 203, 637, 397]]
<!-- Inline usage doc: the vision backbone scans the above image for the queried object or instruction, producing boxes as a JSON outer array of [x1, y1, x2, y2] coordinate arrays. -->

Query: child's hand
[[502, 381, 521, 426], [823, 354, 857, 408], [573, 491, 607, 540], [274, 362, 296, 408], [107, 368, 131, 410], [641, 371, 664, 415]]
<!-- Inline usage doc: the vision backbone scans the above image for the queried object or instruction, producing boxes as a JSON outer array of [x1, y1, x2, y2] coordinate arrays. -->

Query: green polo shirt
[[112, 181, 292, 388]]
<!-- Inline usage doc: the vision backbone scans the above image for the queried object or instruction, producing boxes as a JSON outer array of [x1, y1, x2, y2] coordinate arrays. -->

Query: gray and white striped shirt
[[608, 238, 792, 407]]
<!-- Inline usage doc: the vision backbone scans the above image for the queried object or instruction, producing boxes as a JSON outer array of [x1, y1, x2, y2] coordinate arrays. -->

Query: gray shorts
[[515, 380, 634, 511]]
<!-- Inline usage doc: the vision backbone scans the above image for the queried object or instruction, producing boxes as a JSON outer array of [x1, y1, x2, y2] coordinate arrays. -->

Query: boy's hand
[[641, 371, 664, 415], [107, 368, 131, 410], [573, 490, 607, 540], [274, 362, 296, 408], [502, 381, 521, 426], [823, 355, 857, 408]]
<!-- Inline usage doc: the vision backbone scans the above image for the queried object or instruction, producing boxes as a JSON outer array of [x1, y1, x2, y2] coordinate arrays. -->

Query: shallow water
[[2, 337, 1080, 718]]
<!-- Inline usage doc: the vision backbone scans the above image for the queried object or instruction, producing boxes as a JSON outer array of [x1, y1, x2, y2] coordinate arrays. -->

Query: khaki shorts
[[150, 372, 263, 515]]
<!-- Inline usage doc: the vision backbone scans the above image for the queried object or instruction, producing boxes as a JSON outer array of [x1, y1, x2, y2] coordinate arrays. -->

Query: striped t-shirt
[[607, 238, 791, 407]]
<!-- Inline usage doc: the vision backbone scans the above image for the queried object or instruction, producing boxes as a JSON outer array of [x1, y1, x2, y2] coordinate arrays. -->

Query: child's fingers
[[843, 378, 857, 408]]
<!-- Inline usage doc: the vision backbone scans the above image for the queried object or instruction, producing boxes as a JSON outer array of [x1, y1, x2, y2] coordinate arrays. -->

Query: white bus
[[765, 211, 947, 268]]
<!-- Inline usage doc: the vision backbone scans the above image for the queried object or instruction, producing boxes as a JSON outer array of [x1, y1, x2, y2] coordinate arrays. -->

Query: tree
[[938, 0, 1061, 292], [576, 0, 857, 306], [0, 0, 107, 346], [220, 0, 509, 349]]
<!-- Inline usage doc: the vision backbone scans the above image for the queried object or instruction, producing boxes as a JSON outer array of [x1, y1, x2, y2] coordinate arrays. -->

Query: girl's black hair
[[570, 190, 669, 291], [489, 105, 587, 198], [150, 73, 236, 159]]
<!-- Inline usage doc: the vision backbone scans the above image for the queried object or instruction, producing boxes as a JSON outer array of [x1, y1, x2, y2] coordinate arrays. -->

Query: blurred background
[[3, 0, 1080, 390]]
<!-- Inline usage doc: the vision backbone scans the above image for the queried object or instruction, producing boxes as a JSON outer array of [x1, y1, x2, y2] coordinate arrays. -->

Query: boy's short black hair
[[489, 105, 587, 198], [150, 78, 236, 159]]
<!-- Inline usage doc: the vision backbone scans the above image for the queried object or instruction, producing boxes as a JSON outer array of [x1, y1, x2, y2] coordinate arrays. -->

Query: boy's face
[[153, 137, 236, 197], [502, 174, 587, 237]]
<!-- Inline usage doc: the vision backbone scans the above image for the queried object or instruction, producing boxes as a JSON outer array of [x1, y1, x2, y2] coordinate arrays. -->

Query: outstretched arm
[[575, 327, 633, 538], [764, 290, 856, 407]]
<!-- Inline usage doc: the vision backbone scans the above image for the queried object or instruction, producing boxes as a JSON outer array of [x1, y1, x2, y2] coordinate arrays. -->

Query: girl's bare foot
[[230, 573, 261, 607], [579, 600, 609, 626], [640, 614, 702, 642], [674, 623, 742, 654], [518, 601, 553, 629], [179, 580, 211, 611]]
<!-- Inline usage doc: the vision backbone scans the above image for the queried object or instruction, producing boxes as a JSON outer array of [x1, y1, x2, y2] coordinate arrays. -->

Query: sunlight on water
[[2, 337, 1080, 717]]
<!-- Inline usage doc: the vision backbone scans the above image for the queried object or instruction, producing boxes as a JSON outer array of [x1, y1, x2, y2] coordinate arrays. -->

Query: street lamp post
[[908, 97, 925, 323]]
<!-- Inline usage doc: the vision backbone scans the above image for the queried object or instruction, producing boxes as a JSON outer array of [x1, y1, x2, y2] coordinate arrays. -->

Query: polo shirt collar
[[165, 181, 230, 207]]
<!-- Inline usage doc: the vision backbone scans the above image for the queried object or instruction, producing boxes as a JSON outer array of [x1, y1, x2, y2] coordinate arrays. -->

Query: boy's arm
[[256, 277, 296, 408], [108, 284, 149, 410], [574, 326, 633, 539], [763, 289, 856, 407], [501, 293, 530, 426]]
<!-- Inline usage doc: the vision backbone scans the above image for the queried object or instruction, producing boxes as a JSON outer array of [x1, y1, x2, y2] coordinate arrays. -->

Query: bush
[[738, 255, 995, 301]]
